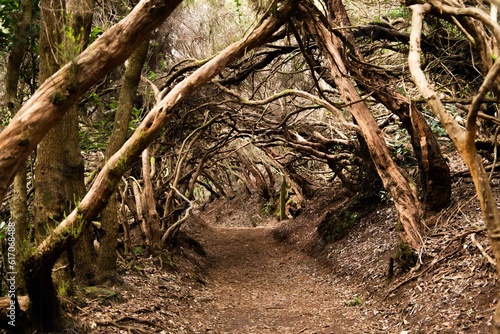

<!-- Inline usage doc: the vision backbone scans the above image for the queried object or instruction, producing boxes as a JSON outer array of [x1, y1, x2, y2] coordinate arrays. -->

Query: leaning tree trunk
[[408, 3, 500, 331], [97, 36, 150, 284], [325, 0, 451, 211], [300, 7, 423, 249], [0, 0, 184, 204], [22, 2, 298, 331]]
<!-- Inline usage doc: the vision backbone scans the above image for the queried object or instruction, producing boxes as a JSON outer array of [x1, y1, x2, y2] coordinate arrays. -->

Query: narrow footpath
[[186, 226, 373, 333]]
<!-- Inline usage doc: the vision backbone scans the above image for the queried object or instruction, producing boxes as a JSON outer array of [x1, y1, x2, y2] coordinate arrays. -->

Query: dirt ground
[[75, 159, 499, 333]]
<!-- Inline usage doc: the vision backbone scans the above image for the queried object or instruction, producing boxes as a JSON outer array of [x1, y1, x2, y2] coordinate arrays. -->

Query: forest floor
[[74, 151, 499, 333]]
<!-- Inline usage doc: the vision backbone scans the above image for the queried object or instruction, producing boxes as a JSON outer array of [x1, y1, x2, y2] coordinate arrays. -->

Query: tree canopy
[[2, 0, 500, 332]]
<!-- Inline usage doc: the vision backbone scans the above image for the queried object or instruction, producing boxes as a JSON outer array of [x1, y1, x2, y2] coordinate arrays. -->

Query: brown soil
[[75, 164, 498, 333], [186, 226, 366, 333]]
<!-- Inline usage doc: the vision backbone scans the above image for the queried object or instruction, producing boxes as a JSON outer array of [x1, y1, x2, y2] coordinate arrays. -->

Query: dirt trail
[[187, 226, 373, 334]]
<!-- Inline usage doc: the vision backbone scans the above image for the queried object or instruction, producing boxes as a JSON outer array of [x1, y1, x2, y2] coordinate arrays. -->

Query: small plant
[[261, 200, 275, 216], [345, 295, 362, 306], [378, 190, 392, 203], [132, 246, 144, 255], [57, 280, 71, 297]]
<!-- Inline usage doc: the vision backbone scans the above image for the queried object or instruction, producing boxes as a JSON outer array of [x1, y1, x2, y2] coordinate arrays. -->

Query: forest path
[[186, 225, 373, 333]]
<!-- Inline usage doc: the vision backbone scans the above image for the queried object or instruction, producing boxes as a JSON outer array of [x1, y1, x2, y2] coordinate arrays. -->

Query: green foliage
[[83, 286, 118, 300], [79, 120, 110, 152], [58, 25, 86, 62], [0, 0, 19, 50], [128, 107, 144, 132], [132, 246, 144, 255], [57, 280, 71, 297], [260, 200, 275, 216], [378, 190, 392, 203], [424, 109, 450, 138], [89, 26, 103, 43], [385, 6, 409, 20], [345, 295, 362, 306], [233, 0, 243, 23]]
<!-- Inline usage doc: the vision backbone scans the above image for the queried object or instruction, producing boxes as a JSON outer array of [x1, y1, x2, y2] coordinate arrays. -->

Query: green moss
[[51, 91, 67, 105], [394, 242, 417, 272], [18, 138, 29, 146], [260, 200, 275, 216]]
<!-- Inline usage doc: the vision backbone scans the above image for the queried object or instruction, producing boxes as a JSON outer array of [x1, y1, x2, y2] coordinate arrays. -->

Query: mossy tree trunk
[[3, 0, 33, 294], [30, 0, 66, 327], [34, 0, 96, 286], [67, 0, 97, 286], [20, 2, 298, 330], [97, 37, 150, 284]]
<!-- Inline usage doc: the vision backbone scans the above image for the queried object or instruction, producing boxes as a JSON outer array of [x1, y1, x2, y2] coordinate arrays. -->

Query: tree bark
[[0, 0, 183, 203], [141, 147, 162, 252], [29, 0, 66, 328], [67, 0, 96, 286], [3, 0, 33, 294], [34, 0, 96, 285], [408, 3, 500, 331], [22, 2, 298, 331], [97, 37, 150, 284], [325, 0, 451, 211], [301, 8, 423, 249]]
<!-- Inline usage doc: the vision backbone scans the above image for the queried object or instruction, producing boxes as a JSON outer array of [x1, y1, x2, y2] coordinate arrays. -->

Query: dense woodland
[[2, 0, 500, 332]]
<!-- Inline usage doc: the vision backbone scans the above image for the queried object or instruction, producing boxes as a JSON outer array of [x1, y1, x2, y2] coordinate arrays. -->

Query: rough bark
[[0, 0, 184, 203], [408, 4, 500, 331], [67, 0, 96, 285], [22, 2, 298, 331], [29, 0, 66, 328], [141, 147, 162, 252], [326, 0, 451, 211], [97, 37, 150, 284], [34, 0, 96, 286], [3, 0, 33, 294], [301, 8, 423, 249]]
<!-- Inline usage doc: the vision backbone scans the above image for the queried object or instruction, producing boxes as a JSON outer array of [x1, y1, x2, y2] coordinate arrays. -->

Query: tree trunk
[[0, 0, 184, 203], [67, 0, 97, 286], [97, 37, 150, 284], [325, 0, 451, 211], [3, 0, 33, 295], [408, 4, 500, 331], [29, 0, 92, 328], [141, 147, 162, 252], [30, 0, 66, 327], [22, 3, 298, 331], [34, 0, 95, 286], [301, 8, 423, 249]]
